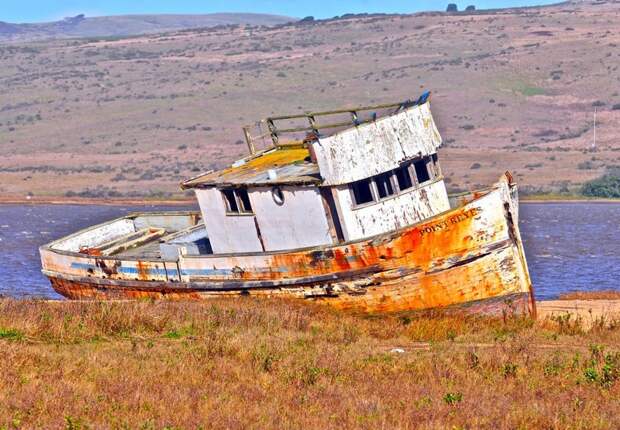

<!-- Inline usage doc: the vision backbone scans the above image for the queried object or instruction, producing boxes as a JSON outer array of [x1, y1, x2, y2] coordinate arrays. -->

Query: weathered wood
[[311, 102, 443, 186], [101, 228, 165, 256]]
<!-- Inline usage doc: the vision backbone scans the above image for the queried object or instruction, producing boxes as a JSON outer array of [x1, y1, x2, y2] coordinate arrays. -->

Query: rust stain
[[95, 259, 120, 276], [136, 261, 150, 281]]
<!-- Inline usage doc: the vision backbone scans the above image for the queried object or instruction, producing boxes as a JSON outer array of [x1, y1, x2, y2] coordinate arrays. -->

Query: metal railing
[[241, 92, 431, 155]]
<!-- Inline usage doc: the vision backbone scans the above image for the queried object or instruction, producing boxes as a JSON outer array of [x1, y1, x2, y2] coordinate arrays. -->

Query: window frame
[[394, 164, 414, 193], [413, 157, 432, 185], [349, 177, 376, 208], [348, 155, 441, 210], [374, 171, 396, 200], [221, 188, 254, 215]]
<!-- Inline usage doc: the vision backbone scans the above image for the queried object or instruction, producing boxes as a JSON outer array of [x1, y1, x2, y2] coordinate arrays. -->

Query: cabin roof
[[181, 145, 321, 189]]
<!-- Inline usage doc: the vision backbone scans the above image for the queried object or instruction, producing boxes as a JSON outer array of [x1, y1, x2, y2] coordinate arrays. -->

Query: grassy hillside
[[1, 298, 619, 428], [1, 1, 619, 199], [0, 13, 295, 42]]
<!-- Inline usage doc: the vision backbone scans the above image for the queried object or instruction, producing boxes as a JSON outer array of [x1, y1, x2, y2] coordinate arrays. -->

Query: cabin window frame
[[374, 171, 397, 200], [394, 164, 414, 193], [349, 178, 376, 208], [221, 188, 254, 215], [348, 154, 441, 210], [413, 157, 432, 185], [431, 153, 441, 178]]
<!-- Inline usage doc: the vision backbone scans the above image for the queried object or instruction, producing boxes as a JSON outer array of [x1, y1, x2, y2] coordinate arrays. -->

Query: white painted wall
[[250, 186, 333, 251], [311, 102, 442, 186], [195, 188, 263, 254], [333, 179, 450, 241]]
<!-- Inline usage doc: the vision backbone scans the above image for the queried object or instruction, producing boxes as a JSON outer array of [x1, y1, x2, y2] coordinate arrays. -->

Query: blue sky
[[3, 0, 560, 23]]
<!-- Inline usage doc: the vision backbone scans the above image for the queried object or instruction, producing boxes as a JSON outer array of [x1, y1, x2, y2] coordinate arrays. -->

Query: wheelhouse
[[180, 92, 450, 254]]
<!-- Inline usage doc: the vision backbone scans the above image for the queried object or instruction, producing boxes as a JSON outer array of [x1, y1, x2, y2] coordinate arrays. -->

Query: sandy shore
[[538, 299, 620, 327]]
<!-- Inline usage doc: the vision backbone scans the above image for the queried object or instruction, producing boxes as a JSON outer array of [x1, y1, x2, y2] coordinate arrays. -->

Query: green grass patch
[[164, 325, 196, 339], [495, 76, 546, 97], [0, 327, 24, 341], [514, 83, 546, 97]]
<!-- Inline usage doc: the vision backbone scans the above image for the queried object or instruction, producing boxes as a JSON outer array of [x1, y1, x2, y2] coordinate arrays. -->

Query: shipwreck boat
[[40, 92, 536, 315]]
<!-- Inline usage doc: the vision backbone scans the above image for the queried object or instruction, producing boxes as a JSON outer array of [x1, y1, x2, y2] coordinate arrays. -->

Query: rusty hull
[[41, 174, 535, 316]]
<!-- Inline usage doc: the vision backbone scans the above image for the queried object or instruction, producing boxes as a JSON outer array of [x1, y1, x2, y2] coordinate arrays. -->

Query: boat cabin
[[180, 92, 450, 255]]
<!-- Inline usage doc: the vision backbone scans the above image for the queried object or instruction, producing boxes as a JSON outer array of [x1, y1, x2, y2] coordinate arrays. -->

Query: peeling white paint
[[51, 219, 135, 252], [333, 179, 450, 241], [311, 103, 442, 186]]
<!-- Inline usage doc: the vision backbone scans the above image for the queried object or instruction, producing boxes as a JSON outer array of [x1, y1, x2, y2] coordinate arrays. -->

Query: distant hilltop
[[0, 13, 296, 42]]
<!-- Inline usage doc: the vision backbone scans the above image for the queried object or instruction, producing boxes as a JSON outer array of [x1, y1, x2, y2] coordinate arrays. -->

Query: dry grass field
[[2, 298, 620, 429], [1, 1, 620, 200]]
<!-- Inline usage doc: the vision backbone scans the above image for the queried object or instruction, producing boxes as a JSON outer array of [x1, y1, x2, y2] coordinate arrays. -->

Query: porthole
[[272, 186, 285, 205]]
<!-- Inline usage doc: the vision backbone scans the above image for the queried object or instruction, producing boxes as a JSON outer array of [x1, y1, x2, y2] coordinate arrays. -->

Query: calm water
[[0, 203, 618, 300]]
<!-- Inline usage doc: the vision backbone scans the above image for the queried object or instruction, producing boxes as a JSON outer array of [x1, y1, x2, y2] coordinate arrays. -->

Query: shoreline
[[1, 195, 618, 206], [0, 196, 196, 206]]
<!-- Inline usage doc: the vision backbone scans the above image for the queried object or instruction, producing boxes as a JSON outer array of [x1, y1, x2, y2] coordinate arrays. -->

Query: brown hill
[[0, 13, 295, 42], [0, 1, 619, 200]]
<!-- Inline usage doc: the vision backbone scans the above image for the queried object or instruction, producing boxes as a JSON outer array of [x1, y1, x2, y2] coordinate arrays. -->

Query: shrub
[[581, 174, 620, 198], [443, 392, 462, 405], [465, 5, 476, 11], [446, 4, 458, 12], [0, 327, 24, 341]]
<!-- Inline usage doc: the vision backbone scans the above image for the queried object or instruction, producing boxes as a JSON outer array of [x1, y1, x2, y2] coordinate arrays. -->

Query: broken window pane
[[394, 165, 413, 191], [222, 189, 239, 213], [375, 172, 395, 199], [237, 189, 253, 213], [414, 158, 431, 184], [351, 178, 374, 205]]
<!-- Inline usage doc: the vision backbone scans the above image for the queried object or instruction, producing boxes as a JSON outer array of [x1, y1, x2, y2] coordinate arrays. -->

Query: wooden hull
[[40, 174, 535, 316]]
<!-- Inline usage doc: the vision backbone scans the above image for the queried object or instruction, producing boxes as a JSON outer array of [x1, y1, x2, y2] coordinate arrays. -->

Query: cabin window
[[431, 153, 441, 177], [394, 165, 413, 191], [375, 172, 395, 199], [237, 189, 253, 212], [222, 189, 238, 212], [349, 157, 439, 208], [221, 188, 253, 214], [351, 178, 374, 206], [414, 158, 431, 184]]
